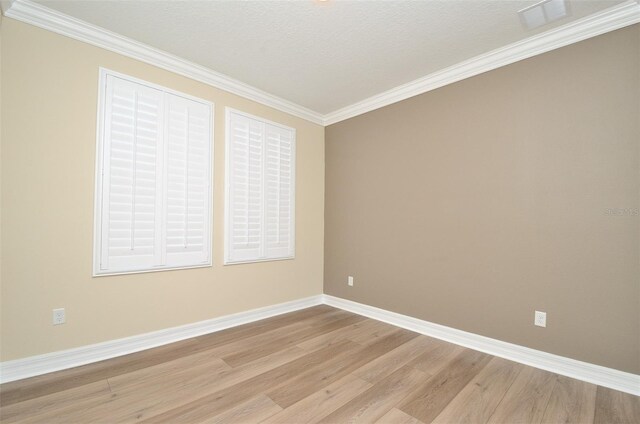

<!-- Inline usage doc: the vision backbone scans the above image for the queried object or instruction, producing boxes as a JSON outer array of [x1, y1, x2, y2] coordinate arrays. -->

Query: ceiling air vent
[[519, 0, 570, 30]]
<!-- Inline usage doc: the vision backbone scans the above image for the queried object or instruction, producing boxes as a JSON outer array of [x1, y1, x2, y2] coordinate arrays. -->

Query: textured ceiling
[[33, 0, 626, 114]]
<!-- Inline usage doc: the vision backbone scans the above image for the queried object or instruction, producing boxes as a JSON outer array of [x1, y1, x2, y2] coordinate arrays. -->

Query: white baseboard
[[322, 294, 640, 396], [2, 293, 638, 397], [0, 295, 323, 384]]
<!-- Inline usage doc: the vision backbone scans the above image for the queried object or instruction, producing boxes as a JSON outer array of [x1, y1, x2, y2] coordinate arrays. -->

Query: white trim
[[224, 108, 232, 265], [0, 0, 14, 14], [2, 294, 638, 396], [323, 0, 640, 125], [93, 67, 107, 276], [3, 0, 324, 126], [0, 295, 323, 384], [4, 1, 639, 127], [322, 295, 640, 396]]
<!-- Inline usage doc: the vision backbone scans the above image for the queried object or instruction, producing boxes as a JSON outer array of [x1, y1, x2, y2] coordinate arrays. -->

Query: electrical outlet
[[53, 308, 66, 325], [534, 310, 546, 327], [348, 276, 354, 287]]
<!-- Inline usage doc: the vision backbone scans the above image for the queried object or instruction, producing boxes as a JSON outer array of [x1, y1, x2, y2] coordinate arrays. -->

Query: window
[[225, 109, 295, 264], [94, 69, 213, 276]]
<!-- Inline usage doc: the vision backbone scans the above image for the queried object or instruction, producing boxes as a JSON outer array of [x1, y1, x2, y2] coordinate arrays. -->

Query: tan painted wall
[[0, 19, 324, 361], [0, 13, 4, 352], [324, 25, 640, 374]]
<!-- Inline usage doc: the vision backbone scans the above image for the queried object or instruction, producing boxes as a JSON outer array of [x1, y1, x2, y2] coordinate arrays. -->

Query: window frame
[[224, 107, 296, 265], [93, 68, 214, 277]]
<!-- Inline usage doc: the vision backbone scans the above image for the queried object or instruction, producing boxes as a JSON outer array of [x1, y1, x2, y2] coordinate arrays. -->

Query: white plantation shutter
[[94, 69, 212, 276], [226, 113, 264, 262], [264, 124, 295, 258], [99, 75, 164, 273], [164, 94, 211, 267], [225, 109, 295, 264]]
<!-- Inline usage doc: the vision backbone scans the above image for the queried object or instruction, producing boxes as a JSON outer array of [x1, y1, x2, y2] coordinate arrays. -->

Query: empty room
[[0, 0, 639, 423]]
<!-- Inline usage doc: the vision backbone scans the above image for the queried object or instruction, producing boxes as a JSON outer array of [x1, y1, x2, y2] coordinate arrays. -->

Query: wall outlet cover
[[53, 308, 66, 325]]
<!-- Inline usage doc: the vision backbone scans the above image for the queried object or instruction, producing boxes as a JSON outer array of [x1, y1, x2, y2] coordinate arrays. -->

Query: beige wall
[[325, 25, 640, 374], [0, 19, 324, 361], [0, 13, 4, 354]]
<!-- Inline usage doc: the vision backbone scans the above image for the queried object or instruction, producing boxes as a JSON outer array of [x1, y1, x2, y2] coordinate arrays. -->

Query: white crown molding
[[322, 295, 640, 396], [323, 0, 640, 126], [0, 295, 323, 383], [0, 0, 14, 14], [3, 0, 639, 127], [3, 0, 325, 125]]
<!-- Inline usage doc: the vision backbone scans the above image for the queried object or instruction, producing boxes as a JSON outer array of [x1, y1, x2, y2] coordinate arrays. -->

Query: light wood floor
[[1, 306, 638, 423]]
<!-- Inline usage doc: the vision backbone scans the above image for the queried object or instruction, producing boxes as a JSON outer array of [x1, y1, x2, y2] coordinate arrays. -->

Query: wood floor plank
[[113, 344, 306, 399], [107, 348, 230, 392], [431, 356, 522, 424], [406, 337, 465, 376], [352, 335, 434, 384], [266, 328, 419, 408], [398, 348, 492, 423], [307, 308, 357, 326], [13, 389, 121, 424], [0, 380, 111, 423], [261, 374, 372, 424], [198, 318, 314, 359], [201, 394, 282, 424], [138, 339, 363, 423], [221, 314, 367, 367], [296, 319, 396, 351], [106, 354, 233, 404], [0, 337, 201, 408], [20, 346, 309, 424], [593, 386, 640, 424], [486, 366, 557, 424], [317, 365, 428, 424], [347, 320, 402, 346], [540, 375, 597, 424], [193, 307, 353, 362], [192, 305, 339, 350], [376, 408, 426, 424], [110, 346, 309, 421]]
